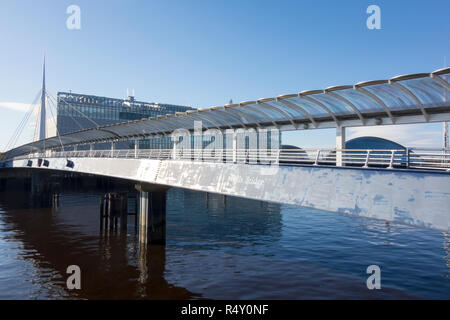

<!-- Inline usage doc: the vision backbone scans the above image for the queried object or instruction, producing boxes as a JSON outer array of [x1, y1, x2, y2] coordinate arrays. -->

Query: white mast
[[38, 56, 46, 141], [444, 56, 448, 150]]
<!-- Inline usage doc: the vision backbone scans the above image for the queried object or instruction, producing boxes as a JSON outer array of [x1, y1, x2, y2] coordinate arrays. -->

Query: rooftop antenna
[[128, 88, 135, 101]]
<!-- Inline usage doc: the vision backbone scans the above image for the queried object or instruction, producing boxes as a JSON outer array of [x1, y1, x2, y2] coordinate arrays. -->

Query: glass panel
[[264, 100, 308, 120], [162, 117, 192, 132], [333, 89, 385, 113], [440, 73, 450, 85], [213, 109, 251, 126], [398, 77, 449, 108], [286, 97, 330, 117], [230, 106, 269, 123], [246, 103, 286, 122], [308, 93, 354, 115], [364, 83, 416, 110], [199, 112, 236, 127]]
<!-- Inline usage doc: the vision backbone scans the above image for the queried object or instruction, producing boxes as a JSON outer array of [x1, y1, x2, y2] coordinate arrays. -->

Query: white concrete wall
[[7, 157, 450, 231]]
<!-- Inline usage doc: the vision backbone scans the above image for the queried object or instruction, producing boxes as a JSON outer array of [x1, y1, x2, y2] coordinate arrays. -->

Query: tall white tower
[[38, 57, 46, 141]]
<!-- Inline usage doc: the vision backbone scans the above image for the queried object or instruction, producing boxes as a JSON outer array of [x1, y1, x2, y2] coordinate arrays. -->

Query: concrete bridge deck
[[2, 153, 449, 231]]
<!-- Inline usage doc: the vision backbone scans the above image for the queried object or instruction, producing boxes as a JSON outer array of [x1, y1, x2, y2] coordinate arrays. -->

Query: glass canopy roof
[[4, 67, 450, 159]]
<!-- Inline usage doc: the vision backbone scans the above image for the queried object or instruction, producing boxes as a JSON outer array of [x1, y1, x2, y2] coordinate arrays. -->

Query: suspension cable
[[3, 90, 41, 152], [45, 91, 65, 152], [46, 90, 99, 128], [46, 93, 84, 132]]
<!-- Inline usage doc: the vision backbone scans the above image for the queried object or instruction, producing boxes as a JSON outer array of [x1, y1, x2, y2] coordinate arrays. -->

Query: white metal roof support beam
[[430, 74, 450, 91], [354, 85, 396, 124], [257, 101, 298, 129], [198, 110, 234, 129], [300, 94, 340, 126], [325, 90, 365, 125], [389, 80, 429, 122], [242, 104, 279, 127], [222, 107, 262, 128], [184, 112, 221, 130], [276, 98, 318, 128], [209, 108, 247, 129]]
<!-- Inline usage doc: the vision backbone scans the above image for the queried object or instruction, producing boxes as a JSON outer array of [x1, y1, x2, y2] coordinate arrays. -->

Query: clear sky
[[0, 0, 449, 150]]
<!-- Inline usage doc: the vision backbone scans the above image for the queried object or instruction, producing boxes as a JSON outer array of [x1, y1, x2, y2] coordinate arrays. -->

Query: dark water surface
[[0, 184, 448, 299]]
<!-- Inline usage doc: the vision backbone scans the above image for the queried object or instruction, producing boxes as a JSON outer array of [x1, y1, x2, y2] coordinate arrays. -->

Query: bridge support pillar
[[336, 126, 346, 167], [136, 184, 169, 245]]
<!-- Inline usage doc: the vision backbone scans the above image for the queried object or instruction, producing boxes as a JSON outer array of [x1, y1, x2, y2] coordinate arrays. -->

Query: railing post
[[134, 139, 139, 159], [406, 148, 410, 169], [388, 150, 396, 169], [314, 150, 320, 166], [172, 138, 178, 160], [111, 141, 115, 158], [233, 130, 237, 164], [363, 150, 371, 168]]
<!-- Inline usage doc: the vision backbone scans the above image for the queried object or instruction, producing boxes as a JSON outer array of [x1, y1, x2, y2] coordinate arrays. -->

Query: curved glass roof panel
[[440, 73, 450, 84], [196, 111, 233, 127], [333, 88, 385, 113], [245, 103, 288, 122], [363, 84, 417, 111], [286, 97, 330, 117], [309, 93, 355, 115], [209, 110, 243, 127], [232, 106, 272, 123], [265, 100, 309, 120], [212, 109, 251, 126], [397, 77, 449, 108]]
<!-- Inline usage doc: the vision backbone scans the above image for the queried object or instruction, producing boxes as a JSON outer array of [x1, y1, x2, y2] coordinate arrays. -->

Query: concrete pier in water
[[136, 184, 169, 245]]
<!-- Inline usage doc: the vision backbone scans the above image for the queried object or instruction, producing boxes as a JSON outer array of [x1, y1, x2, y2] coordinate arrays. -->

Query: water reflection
[[0, 173, 448, 299], [0, 178, 283, 299], [0, 187, 202, 299]]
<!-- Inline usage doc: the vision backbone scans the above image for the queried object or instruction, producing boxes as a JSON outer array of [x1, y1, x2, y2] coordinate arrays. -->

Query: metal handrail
[[6, 148, 450, 172]]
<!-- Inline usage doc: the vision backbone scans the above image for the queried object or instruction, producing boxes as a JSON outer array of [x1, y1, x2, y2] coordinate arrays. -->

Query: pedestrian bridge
[[2, 146, 450, 232], [1, 68, 450, 238]]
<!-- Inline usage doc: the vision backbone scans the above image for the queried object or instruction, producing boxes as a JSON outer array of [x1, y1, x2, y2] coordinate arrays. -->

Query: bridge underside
[[4, 157, 449, 231]]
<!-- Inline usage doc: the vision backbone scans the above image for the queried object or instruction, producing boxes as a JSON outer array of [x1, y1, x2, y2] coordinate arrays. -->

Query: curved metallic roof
[[4, 67, 450, 159]]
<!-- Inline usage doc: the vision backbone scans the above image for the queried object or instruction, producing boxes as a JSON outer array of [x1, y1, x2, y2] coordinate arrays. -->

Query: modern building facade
[[57, 92, 194, 134], [56, 92, 195, 149]]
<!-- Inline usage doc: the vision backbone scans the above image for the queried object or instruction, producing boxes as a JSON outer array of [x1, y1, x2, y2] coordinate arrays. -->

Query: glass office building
[[56, 92, 195, 149]]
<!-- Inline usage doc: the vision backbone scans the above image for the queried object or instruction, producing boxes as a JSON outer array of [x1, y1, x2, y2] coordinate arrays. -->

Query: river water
[[0, 181, 448, 299]]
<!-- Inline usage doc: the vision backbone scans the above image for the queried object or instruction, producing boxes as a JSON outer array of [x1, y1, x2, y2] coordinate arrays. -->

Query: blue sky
[[0, 0, 449, 150]]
